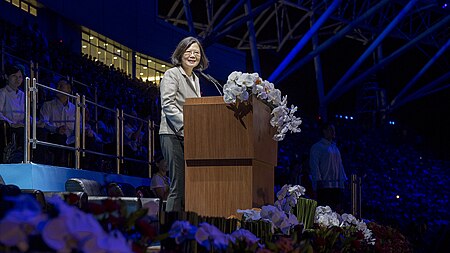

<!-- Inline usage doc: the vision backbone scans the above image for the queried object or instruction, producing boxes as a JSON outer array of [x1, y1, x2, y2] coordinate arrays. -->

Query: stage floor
[[0, 163, 150, 192]]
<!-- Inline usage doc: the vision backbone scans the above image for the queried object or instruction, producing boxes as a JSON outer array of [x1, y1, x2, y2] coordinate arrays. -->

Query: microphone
[[197, 71, 223, 96]]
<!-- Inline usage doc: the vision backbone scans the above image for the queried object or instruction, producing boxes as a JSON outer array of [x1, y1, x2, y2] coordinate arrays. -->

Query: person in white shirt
[[0, 64, 25, 127], [39, 78, 76, 166], [0, 64, 26, 163], [310, 122, 347, 212]]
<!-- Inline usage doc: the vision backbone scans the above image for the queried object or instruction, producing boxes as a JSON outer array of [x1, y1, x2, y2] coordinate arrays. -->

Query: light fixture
[[148, 76, 162, 81], [82, 45, 87, 48], [98, 51, 101, 54], [161, 64, 166, 68], [143, 67, 147, 69], [147, 59, 152, 62], [113, 56, 117, 60], [89, 36, 94, 40]]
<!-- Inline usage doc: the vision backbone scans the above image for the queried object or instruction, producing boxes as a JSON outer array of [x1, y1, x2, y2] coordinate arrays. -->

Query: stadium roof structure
[[158, 0, 449, 118]]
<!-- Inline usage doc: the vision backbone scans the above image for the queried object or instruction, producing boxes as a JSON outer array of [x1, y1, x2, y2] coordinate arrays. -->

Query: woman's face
[[7, 70, 23, 90], [181, 43, 201, 73]]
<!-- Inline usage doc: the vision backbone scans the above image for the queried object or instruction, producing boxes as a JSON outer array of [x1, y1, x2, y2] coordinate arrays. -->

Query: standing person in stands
[[39, 78, 76, 166], [310, 122, 347, 212], [159, 36, 209, 212], [0, 64, 26, 163]]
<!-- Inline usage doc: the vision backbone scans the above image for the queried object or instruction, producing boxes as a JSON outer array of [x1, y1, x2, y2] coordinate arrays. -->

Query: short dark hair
[[57, 77, 71, 88], [171, 37, 209, 70], [154, 154, 165, 163], [4, 64, 25, 77], [320, 122, 335, 132]]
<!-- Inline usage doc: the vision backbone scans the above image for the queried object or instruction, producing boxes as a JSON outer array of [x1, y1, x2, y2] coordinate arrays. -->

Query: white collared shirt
[[187, 74, 198, 93], [0, 85, 25, 124], [309, 138, 347, 190], [40, 98, 76, 139]]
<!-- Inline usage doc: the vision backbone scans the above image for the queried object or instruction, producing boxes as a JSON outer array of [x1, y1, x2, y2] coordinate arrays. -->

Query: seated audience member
[[81, 107, 103, 170], [39, 78, 76, 166], [96, 109, 116, 172], [97, 109, 116, 153], [151, 156, 170, 200], [123, 109, 148, 176], [0, 64, 25, 163]]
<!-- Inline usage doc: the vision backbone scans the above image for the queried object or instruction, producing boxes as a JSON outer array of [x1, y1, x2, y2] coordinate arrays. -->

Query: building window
[[135, 53, 170, 85], [20, 1, 28, 11], [6, 0, 37, 16], [81, 29, 132, 75], [82, 28, 171, 86], [29, 5, 36, 16]]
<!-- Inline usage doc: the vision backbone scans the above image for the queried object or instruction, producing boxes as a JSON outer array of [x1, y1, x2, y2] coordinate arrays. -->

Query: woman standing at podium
[[159, 37, 209, 212]]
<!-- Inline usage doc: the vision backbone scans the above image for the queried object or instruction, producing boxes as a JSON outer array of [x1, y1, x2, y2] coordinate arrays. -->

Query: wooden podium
[[184, 96, 277, 217]]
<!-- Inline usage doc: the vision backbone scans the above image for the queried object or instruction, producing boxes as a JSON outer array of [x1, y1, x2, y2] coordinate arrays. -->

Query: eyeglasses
[[184, 50, 201, 57]]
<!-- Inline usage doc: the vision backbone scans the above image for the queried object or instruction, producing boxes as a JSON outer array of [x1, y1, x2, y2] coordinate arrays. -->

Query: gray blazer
[[159, 66, 201, 137]]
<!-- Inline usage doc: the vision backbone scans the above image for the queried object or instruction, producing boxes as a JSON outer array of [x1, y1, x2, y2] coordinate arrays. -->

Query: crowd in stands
[[276, 119, 449, 251], [1, 17, 449, 251], [1, 18, 159, 175]]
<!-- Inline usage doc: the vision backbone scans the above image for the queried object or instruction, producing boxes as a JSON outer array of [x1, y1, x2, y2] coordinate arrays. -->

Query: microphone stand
[[198, 71, 223, 96]]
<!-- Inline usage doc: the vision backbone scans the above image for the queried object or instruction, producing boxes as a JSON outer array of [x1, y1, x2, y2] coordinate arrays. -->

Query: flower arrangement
[[0, 194, 134, 253], [274, 184, 306, 213], [314, 206, 376, 245], [1, 184, 412, 253], [222, 71, 302, 141], [368, 222, 412, 253], [166, 184, 379, 252], [168, 220, 261, 252], [238, 205, 299, 235]]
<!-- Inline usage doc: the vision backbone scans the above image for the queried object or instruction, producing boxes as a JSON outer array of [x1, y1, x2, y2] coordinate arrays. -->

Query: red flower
[[131, 242, 145, 253], [275, 236, 294, 252], [87, 202, 105, 215], [136, 218, 157, 238], [103, 198, 120, 212], [256, 248, 272, 253], [65, 193, 80, 205], [107, 215, 126, 229]]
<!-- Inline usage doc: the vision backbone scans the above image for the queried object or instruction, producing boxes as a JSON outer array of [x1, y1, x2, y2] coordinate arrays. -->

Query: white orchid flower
[[222, 72, 302, 141]]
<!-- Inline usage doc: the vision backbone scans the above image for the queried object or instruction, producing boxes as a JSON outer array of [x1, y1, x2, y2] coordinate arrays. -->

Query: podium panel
[[184, 96, 277, 217], [184, 96, 276, 164]]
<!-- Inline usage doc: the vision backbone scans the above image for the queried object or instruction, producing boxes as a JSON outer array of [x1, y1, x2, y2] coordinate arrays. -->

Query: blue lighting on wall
[[335, 114, 354, 120]]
